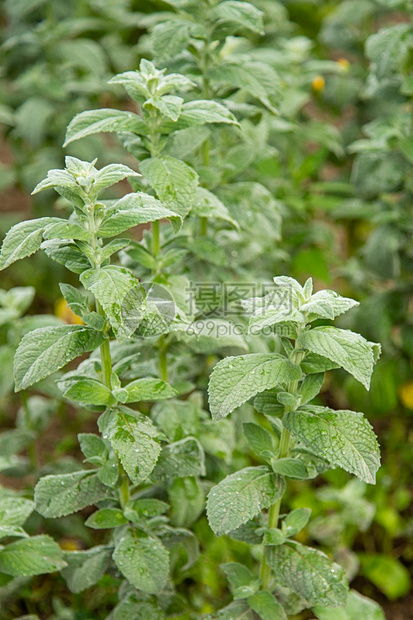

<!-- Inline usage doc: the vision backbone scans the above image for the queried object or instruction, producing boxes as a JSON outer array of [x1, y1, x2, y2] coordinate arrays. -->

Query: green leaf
[[0, 218, 56, 270], [86, 508, 127, 529], [283, 508, 311, 536], [98, 192, 181, 236], [169, 477, 205, 527], [164, 125, 210, 159], [314, 589, 386, 620], [14, 325, 104, 391], [300, 290, 358, 321], [206, 600, 254, 619], [61, 377, 115, 406], [192, 187, 239, 229], [209, 61, 281, 113], [300, 353, 339, 375], [267, 542, 348, 607], [42, 240, 91, 274], [78, 433, 106, 462], [112, 530, 169, 594], [112, 593, 165, 620], [0, 526, 28, 540], [152, 437, 205, 481], [152, 19, 191, 62], [366, 24, 411, 79], [208, 354, 301, 420], [34, 471, 110, 518], [299, 327, 380, 389], [207, 466, 285, 536], [179, 100, 239, 126], [212, 1, 264, 35], [298, 373, 325, 404], [61, 546, 111, 593], [81, 266, 146, 342], [284, 405, 380, 484], [140, 156, 198, 219], [152, 399, 199, 443], [263, 529, 286, 546], [0, 498, 34, 526], [120, 378, 177, 403], [272, 458, 308, 480], [64, 109, 147, 146], [248, 590, 287, 620], [43, 221, 91, 242], [98, 407, 160, 484], [145, 95, 183, 122], [92, 163, 141, 194], [222, 562, 259, 599], [359, 553, 411, 600], [242, 423, 274, 458], [0, 535, 66, 577]]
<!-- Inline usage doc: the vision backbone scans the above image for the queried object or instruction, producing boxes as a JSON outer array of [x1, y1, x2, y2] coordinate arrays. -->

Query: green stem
[[119, 474, 130, 508], [152, 219, 160, 271], [260, 426, 291, 589], [199, 52, 211, 237], [159, 334, 168, 382], [100, 337, 112, 388]]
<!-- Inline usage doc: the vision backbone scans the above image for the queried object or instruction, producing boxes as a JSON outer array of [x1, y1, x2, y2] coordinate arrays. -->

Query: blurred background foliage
[[0, 0, 413, 618]]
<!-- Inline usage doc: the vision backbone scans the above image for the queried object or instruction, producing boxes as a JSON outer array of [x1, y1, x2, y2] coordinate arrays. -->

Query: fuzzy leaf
[[0, 535, 66, 577], [208, 354, 301, 420], [64, 109, 148, 146], [272, 458, 308, 480], [192, 187, 239, 229], [300, 290, 359, 321], [0, 218, 56, 270], [0, 498, 34, 527], [92, 163, 141, 194], [207, 466, 285, 536], [209, 61, 281, 112], [34, 471, 110, 518], [62, 377, 115, 406], [140, 156, 198, 219], [222, 562, 259, 599], [98, 407, 161, 484], [81, 266, 146, 342], [112, 530, 169, 594], [284, 405, 380, 484], [267, 542, 349, 607], [98, 192, 181, 236], [152, 19, 191, 62], [145, 95, 183, 122], [299, 327, 380, 389], [179, 100, 238, 126], [85, 508, 128, 529], [248, 590, 287, 620], [212, 1, 264, 35], [61, 546, 111, 593], [121, 378, 177, 403], [242, 423, 274, 458], [14, 325, 104, 391], [152, 437, 205, 481], [313, 589, 386, 620]]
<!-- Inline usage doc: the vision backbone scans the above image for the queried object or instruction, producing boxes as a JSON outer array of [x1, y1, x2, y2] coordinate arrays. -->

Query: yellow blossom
[[55, 297, 83, 325], [312, 75, 325, 92]]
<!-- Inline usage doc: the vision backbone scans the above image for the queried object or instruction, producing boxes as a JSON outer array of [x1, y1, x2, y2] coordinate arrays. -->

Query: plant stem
[[159, 334, 168, 382], [260, 425, 291, 589], [199, 51, 211, 237], [100, 337, 112, 388], [119, 473, 130, 508], [152, 219, 160, 261]]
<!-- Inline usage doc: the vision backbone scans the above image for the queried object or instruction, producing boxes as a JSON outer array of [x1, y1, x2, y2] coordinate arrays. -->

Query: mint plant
[[206, 276, 381, 617], [0, 1, 390, 617]]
